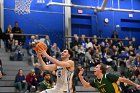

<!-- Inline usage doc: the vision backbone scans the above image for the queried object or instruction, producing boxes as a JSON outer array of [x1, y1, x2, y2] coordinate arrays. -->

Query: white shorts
[[40, 88, 64, 93]]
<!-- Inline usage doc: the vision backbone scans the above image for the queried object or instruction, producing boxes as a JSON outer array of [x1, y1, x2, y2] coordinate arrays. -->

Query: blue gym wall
[[71, 0, 140, 47], [4, 0, 140, 47], [4, 0, 64, 48]]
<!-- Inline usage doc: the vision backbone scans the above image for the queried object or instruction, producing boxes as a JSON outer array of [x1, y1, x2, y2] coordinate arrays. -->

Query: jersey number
[[58, 70, 62, 78], [100, 88, 106, 93]]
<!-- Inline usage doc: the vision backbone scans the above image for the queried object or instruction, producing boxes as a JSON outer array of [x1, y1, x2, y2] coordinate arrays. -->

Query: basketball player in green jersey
[[78, 63, 140, 93]]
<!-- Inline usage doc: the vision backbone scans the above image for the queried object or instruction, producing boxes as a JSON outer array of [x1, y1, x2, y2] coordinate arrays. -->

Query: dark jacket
[[0, 27, 3, 39], [15, 74, 26, 83]]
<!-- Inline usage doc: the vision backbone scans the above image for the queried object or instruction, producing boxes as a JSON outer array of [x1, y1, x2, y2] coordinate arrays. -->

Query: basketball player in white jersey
[[37, 48, 74, 93]]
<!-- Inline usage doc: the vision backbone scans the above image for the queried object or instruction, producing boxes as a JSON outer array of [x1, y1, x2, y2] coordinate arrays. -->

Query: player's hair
[[100, 63, 107, 74], [18, 69, 22, 75], [67, 48, 73, 59], [43, 71, 50, 77]]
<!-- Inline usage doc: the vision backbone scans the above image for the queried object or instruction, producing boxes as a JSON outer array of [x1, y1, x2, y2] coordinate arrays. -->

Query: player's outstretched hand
[[41, 50, 47, 56], [37, 53, 41, 57], [136, 84, 140, 90], [78, 68, 84, 77]]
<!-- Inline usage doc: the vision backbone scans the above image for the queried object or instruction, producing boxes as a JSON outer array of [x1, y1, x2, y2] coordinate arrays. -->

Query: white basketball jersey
[[54, 66, 74, 93]]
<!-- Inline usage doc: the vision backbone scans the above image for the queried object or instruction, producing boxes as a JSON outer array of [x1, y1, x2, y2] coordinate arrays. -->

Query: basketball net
[[15, 0, 33, 15], [14, 0, 45, 15]]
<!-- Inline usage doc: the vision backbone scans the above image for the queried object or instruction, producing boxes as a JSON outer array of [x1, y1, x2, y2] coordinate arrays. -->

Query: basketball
[[35, 42, 47, 53]]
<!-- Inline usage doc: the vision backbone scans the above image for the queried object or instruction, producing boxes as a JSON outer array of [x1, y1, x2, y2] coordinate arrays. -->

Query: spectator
[[0, 70, 2, 79], [86, 38, 93, 49], [117, 40, 125, 53], [38, 71, 52, 92], [7, 34, 15, 52], [111, 45, 118, 60], [127, 40, 135, 48], [134, 55, 140, 67], [12, 22, 22, 43], [12, 40, 24, 61], [36, 69, 43, 84], [128, 46, 136, 57], [109, 39, 114, 47], [72, 64, 83, 93], [14, 69, 27, 92], [93, 49, 102, 66], [34, 63, 43, 83], [1, 59, 6, 74], [0, 26, 2, 38], [6, 24, 12, 34], [124, 47, 130, 58], [70, 35, 80, 60], [111, 31, 118, 39], [44, 35, 51, 55], [34, 63, 40, 76], [0, 59, 6, 79], [26, 35, 35, 55], [134, 66, 140, 77], [102, 48, 113, 65], [29, 42, 37, 65], [92, 38, 99, 50], [0, 26, 2, 47], [34, 35, 40, 42], [26, 69, 38, 92], [77, 45, 85, 66], [85, 48, 94, 66], [70, 35, 80, 49], [50, 43, 61, 59], [126, 56, 134, 68], [12, 22, 21, 33], [80, 35, 86, 49], [100, 41, 106, 53], [5, 24, 13, 51], [104, 39, 109, 48], [44, 35, 51, 48], [0, 59, 3, 79], [118, 51, 128, 74]]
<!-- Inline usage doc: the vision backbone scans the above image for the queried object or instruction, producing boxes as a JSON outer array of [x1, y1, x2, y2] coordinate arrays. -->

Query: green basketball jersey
[[90, 73, 120, 93]]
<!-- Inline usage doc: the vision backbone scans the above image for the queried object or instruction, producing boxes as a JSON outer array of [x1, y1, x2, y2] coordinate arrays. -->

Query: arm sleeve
[[15, 75, 18, 82], [106, 73, 119, 83], [23, 75, 26, 80]]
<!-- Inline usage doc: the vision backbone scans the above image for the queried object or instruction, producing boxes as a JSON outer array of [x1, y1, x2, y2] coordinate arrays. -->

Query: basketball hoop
[[15, 0, 45, 15], [15, 0, 33, 15]]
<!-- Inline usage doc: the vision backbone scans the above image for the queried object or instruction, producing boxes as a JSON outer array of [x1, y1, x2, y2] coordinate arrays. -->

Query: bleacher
[[0, 40, 100, 93], [0, 41, 33, 92]]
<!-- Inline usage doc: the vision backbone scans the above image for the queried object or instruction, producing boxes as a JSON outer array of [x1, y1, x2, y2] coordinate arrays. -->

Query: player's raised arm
[[118, 77, 140, 90], [41, 49, 74, 68], [35, 42, 74, 68], [78, 68, 93, 88]]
